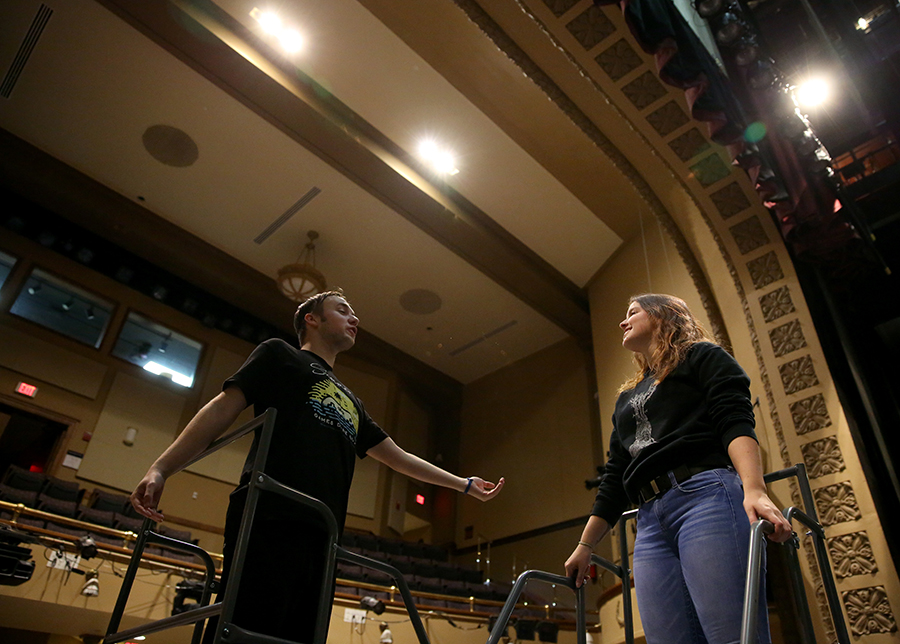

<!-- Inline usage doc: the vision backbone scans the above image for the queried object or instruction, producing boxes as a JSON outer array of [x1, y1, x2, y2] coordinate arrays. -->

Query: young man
[[131, 290, 504, 642]]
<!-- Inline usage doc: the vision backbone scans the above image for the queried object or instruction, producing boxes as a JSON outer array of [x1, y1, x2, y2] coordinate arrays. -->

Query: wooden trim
[[160, 513, 225, 536]]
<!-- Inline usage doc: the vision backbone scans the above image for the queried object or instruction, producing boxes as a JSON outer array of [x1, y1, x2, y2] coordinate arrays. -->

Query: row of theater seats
[[337, 531, 550, 618], [341, 530, 449, 562], [0, 465, 196, 562]]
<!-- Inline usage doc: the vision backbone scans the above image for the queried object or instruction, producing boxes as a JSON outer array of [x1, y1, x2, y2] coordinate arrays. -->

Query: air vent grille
[[449, 320, 518, 357], [254, 186, 322, 244], [1, 4, 53, 99]]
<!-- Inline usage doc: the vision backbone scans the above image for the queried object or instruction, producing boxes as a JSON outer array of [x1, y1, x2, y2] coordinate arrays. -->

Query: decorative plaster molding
[[814, 481, 862, 526], [595, 38, 643, 81], [710, 181, 752, 220], [801, 436, 846, 478], [759, 285, 795, 323], [789, 393, 832, 435], [827, 531, 878, 579], [779, 355, 819, 395], [842, 586, 897, 636], [647, 100, 690, 137], [747, 251, 784, 290], [769, 319, 807, 358], [730, 216, 770, 255], [565, 3, 616, 49]]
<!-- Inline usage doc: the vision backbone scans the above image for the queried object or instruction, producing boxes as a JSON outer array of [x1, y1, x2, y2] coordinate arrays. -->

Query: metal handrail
[[106, 409, 279, 644], [738, 463, 851, 644], [486, 570, 587, 644], [336, 548, 430, 644]]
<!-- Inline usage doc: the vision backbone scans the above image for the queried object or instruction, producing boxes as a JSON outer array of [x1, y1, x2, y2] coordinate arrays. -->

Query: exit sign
[[16, 382, 38, 397]]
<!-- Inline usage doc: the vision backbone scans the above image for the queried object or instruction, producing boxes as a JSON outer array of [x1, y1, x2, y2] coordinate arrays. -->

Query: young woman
[[565, 294, 792, 644]]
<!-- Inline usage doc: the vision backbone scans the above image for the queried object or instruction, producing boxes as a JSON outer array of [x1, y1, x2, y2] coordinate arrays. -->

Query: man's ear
[[304, 312, 320, 330]]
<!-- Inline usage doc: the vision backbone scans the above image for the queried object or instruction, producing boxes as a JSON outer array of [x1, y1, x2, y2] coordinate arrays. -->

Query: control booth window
[[112, 311, 203, 388], [10, 268, 114, 348], [0, 250, 18, 290]]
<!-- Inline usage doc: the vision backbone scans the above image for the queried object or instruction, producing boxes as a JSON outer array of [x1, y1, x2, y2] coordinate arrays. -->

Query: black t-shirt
[[591, 342, 757, 524], [223, 339, 388, 530]]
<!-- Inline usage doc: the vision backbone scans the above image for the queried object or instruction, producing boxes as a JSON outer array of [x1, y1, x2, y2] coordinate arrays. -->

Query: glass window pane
[[10, 268, 113, 348], [0, 250, 16, 290], [112, 312, 203, 388]]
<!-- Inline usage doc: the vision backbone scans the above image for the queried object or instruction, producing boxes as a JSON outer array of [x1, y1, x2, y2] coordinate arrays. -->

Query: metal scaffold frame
[[104, 408, 848, 644]]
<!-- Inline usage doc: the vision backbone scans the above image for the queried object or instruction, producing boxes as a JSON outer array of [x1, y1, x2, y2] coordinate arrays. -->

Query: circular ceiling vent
[[399, 289, 442, 315], [142, 125, 199, 167]]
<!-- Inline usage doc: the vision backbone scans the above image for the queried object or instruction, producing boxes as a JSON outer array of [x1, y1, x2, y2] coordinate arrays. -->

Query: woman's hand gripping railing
[[486, 570, 587, 644], [739, 464, 851, 644], [106, 409, 277, 644]]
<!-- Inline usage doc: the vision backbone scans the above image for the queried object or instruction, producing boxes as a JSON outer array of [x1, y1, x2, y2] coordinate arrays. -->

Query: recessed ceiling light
[[250, 8, 305, 54], [279, 29, 304, 53], [418, 139, 459, 175], [257, 11, 281, 34]]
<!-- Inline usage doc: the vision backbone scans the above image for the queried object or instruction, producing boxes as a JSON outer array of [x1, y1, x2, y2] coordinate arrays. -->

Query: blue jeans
[[632, 467, 771, 644]]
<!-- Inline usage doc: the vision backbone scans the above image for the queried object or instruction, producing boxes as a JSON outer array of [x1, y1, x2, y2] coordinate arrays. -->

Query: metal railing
[[589, 464, 849, 644], [741, 463, 850, 644], [486, 512, 636, 644], [104, 408, 438, 644]]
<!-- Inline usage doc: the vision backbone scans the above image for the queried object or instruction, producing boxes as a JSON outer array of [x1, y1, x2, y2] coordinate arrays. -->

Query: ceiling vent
[[449, 320, 518, 357], [1, 4, 53, 99], [254, 186, 322, 245]]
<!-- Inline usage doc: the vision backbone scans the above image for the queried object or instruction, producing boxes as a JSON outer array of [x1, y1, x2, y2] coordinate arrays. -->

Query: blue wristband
[[464, 477, 473, 494]]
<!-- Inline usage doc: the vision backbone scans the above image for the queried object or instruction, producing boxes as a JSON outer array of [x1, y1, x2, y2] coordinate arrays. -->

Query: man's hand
[[464, 476, 505, 502], [130, 467, 166, 521]]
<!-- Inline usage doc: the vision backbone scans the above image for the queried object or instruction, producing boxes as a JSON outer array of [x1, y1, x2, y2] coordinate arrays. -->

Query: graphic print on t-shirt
[[309, 379, 360, 442], [628, 381, 658, 457]]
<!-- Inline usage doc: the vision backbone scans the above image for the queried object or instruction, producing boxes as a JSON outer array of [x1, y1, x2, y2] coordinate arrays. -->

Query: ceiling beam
[[94, 0, 592, 342]]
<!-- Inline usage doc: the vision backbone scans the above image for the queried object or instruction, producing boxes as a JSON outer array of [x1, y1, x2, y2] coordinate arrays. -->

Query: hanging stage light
[[694, 0, 728, 19], [748, 60, 777, 90], [715, 12, 747, 46], [734, 35, 760, 66], [360, 595, 386, 615]]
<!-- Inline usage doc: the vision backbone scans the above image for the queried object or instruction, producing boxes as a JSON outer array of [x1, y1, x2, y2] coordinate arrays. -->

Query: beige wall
[[0, 230, 449, 556], [456, 336, 596, 547]]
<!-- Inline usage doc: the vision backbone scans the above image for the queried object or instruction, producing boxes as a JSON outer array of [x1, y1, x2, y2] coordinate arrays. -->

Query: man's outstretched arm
[[367, 438, 504, 502], [130, 386, 247, 520]]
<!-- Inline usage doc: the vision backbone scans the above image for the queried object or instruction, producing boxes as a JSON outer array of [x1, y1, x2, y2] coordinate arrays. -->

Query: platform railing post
[[486, 570, 583, 644], [617, 510, 636, 644], [740, 520, 774, 644], [335, 548, 429, 644], [105, 516, 155, 638], [213, 408, 277, 644]]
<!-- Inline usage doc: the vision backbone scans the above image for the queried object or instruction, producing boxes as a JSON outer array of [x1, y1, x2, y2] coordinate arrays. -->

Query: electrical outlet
[[343, 608, 366, 624], [46, 551, 80, 570]]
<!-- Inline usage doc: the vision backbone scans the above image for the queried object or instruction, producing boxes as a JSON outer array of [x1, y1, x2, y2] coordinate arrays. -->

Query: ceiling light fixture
[[418, 140, 459, 175], [250, 8, 305, 54], [277, 230, 327, 302]]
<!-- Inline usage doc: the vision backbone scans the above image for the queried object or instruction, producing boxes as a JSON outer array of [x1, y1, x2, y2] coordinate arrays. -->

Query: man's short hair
[[293, 289, 346, 343]]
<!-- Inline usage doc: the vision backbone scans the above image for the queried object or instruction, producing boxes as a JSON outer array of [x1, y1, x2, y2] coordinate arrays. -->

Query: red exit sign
[[16, 382, 38, 397]]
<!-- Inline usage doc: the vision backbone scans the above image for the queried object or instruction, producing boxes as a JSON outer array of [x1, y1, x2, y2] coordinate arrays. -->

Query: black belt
[[637, 464, 718, 504]]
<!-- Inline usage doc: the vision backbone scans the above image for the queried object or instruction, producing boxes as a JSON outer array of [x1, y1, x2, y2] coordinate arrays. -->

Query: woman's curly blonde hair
[[618, 294, 718, 392]]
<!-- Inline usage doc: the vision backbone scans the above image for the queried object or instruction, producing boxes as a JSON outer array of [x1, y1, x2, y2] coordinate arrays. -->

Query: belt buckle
[[650, 478, 661, 496]]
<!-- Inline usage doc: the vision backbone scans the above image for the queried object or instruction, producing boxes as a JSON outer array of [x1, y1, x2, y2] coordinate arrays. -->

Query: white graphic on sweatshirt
[[628, 381, 658, 457]]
